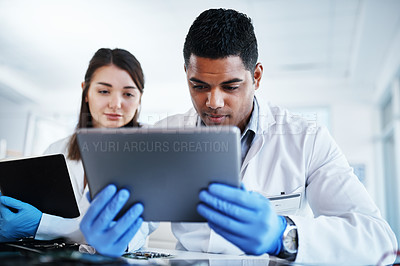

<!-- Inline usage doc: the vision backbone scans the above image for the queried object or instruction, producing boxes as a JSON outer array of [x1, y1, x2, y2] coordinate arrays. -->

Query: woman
[[0, 48, 153, 251]]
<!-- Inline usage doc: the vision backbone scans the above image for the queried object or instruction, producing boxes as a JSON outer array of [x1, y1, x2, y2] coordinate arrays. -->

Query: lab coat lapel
[[240, 97, 276, 175]]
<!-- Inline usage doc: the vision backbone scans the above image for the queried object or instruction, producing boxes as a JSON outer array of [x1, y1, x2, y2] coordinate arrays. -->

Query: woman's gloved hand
[[0, 196, 43, 242], [197, 183, 287, 255], [80, 184, 144, 257]]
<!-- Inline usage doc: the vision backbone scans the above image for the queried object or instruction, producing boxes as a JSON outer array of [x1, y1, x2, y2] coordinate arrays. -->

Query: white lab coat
[[154, 97, 398, 265], [35, 136, 153, 251]]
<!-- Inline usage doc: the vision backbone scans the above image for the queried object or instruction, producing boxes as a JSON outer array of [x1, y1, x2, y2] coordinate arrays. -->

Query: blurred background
[[0, 0, 399, 254]]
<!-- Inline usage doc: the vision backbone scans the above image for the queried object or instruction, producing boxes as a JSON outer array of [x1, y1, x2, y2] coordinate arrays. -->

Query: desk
[[0, 241, 293, 265], [125, 248, 291, 265]]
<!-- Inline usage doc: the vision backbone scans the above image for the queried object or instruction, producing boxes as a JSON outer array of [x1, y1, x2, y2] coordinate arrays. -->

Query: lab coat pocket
[[255, 186, 304, 215]]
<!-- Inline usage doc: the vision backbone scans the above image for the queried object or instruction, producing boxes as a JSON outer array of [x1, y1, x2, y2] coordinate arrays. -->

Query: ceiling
[[0, 0, 399, 118]]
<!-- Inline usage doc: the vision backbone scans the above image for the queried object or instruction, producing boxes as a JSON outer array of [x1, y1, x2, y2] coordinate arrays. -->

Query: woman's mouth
[[105, 113, 122, 120]]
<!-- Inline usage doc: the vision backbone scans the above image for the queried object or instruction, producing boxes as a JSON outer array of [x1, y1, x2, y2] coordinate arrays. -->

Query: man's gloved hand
[[0, 196, 43, 242], [197, 183, 287, 255], [80, 184, 144, 257]]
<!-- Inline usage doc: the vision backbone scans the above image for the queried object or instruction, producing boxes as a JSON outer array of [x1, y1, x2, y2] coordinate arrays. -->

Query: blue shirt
[[240, 98, 258, 163]]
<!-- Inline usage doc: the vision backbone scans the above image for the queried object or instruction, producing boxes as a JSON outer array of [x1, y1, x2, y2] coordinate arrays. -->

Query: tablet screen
[[0, 154, 80, 218], [77, 127, 240, 222]]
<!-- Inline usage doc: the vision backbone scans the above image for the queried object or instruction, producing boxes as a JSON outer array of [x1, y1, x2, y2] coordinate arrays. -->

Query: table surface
[[0, 242, 294, 265]]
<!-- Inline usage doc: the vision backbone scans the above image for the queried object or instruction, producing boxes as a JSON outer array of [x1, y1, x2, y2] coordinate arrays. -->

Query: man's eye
[[224, 86, 239, 91], [192, 85, 207, 90]]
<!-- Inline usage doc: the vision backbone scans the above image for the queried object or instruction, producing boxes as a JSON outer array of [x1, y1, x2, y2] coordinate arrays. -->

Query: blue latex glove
[[0, 196, 43, 242], [80, 184, 144, 257], [197, 183, 287, 255]]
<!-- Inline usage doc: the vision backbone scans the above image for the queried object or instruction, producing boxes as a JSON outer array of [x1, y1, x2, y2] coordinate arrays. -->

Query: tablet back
[[0, 154, 80, 218], [77, 126, 241, 222]]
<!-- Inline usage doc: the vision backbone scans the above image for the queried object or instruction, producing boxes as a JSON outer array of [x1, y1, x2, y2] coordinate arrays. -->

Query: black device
[[0, 154, 80, 218]]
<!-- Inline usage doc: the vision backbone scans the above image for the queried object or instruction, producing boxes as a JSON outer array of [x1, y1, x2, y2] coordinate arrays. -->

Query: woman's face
[[85, 64, 141, 128]]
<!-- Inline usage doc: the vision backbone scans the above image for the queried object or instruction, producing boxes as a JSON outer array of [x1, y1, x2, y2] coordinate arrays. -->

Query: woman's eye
[[124, 92, 135, 97], [98, 90, 109, 94]]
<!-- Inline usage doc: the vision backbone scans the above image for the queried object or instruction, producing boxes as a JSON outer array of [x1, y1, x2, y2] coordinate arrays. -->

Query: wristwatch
[[277, 216, 298, 261]]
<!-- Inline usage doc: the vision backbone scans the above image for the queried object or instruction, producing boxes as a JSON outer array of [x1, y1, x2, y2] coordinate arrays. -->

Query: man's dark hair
[[183, 8, 258, 73]]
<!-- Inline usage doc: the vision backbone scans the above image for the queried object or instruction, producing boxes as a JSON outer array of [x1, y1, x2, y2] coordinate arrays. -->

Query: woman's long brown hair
[[67, 48, 145, 161]]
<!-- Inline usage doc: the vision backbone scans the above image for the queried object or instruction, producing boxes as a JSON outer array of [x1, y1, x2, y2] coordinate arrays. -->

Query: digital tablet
[[77, 126, 241, 222], [0, 154, 80, 218]]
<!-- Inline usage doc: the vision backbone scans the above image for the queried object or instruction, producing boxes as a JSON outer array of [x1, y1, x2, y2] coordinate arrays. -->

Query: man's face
[[185, 55, 263, 132]]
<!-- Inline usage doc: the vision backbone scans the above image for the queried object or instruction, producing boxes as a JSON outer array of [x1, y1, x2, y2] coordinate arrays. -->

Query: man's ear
[[253, 63, 263, 91]]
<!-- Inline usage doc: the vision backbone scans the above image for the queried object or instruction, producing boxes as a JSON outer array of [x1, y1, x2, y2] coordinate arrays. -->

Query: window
[[24, 113, 76, 156], [381, 96, 393, 129], [380, 78, 400, 253]]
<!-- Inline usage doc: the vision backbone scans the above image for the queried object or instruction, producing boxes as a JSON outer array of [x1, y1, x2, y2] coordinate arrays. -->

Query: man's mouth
[[204, 113, 227, 124]]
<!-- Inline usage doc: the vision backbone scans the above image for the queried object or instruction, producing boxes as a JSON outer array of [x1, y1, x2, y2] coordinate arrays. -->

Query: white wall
[[0, 98, 30, 157], [0, 96, 77, 158], [331, 103, 381, 206]]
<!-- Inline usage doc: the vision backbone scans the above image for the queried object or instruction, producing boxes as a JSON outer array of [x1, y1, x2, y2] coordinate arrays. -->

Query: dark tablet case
[[77, 126, 241, 222], [0, 154, 80, 218]]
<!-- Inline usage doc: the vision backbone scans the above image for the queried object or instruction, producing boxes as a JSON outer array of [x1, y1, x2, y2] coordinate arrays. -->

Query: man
[[80, 8, 398, 264]]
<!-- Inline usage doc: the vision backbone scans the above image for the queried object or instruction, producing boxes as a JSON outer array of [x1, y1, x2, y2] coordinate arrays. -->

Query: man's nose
[[206, 88, 224, 109]]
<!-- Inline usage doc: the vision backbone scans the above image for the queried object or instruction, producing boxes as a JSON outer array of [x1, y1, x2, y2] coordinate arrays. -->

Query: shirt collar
[[241, 98, 259, 138]]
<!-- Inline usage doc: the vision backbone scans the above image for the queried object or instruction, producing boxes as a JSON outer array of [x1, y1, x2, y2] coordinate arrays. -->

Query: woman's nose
[[109, 94, 122, 109]]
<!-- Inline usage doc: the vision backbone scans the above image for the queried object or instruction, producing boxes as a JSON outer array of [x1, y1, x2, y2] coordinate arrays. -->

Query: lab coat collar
[[255, 96, 276, 134]]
